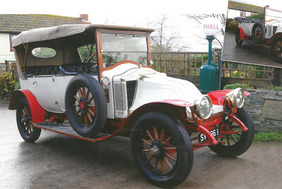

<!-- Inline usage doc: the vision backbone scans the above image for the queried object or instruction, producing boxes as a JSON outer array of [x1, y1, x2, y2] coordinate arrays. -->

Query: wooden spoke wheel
[[252, 23, 265, 43], [65, 74, 107, 138], [254, 26, 262, 40], [16, 98, 41, 142], [271, 38, 282, 63], [131, 112, 193, 188], [73, 86, 96, 126], [141, 126, 177, 175], [209, 106, 254, 157]]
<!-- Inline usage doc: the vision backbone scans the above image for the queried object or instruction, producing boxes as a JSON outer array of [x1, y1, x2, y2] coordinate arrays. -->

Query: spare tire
[[252, 22, 265, 43], [65, 74, 107, 138]]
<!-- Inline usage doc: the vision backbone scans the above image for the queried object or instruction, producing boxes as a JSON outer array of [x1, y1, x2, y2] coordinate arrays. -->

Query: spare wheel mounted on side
[[251, 22, 265, 44], [65, 74, 107, 138]]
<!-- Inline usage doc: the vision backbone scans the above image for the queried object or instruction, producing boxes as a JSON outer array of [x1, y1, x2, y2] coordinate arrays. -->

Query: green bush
[[273, 86, 282, 91], [254, 132, 282, 142], [226, 20, 239, 32], [247, 13, 265, 20], [224, 83, 250, 90], [0, 72, 16, 99]]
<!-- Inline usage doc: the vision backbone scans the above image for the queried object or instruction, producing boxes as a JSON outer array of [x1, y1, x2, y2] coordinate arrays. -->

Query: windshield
[[101, 33, 148, 67]]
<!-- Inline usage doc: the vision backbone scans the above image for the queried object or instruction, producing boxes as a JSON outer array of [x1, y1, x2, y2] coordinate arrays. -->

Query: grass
[[254, 132, 282, 142]]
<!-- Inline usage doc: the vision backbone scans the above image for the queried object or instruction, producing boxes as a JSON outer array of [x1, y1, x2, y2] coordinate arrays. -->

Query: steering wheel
[[86, 53, 97, 64]]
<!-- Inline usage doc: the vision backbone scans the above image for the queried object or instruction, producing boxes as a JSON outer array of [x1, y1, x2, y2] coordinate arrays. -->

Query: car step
[[33, 122, 110, 143]]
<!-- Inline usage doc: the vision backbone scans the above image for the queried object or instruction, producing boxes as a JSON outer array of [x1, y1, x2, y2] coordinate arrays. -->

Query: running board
[[33, 122, 110, 143]]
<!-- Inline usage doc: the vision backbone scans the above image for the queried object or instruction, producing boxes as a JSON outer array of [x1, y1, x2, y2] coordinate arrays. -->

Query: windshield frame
[[96, 29, 152, 75]]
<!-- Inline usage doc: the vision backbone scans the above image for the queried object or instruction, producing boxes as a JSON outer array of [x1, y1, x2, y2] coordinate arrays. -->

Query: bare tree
[[148, 15, 183, 52]]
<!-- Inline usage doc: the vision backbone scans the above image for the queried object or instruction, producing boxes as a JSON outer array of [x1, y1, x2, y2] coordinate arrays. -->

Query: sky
[[1, 0, 230, 51], [2, 0, 282, 51], [230, 0, 281, 8]]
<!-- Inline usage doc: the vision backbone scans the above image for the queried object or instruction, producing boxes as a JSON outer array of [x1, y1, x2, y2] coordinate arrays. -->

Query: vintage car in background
[[9, 24, 254, 187], [235, 6, 282, 63]]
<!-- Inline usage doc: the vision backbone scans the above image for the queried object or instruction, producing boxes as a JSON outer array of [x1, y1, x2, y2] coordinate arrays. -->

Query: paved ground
[[222, 31, 282, 68], [0, 101, 281, 189]]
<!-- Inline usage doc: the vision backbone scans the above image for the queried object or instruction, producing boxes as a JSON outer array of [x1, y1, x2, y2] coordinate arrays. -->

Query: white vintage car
[[235, 6, 282, 63], [9, 24, 254, 187]]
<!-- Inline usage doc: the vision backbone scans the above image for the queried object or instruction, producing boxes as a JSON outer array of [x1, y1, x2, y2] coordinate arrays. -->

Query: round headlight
[[226, 88, 245, 108], [195, 95, 212, 119]]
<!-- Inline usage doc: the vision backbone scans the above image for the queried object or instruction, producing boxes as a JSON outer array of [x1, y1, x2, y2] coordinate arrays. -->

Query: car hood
[[130, 70, 203, 111]]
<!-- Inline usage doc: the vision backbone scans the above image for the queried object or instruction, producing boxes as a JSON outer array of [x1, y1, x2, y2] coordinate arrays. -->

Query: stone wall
[[244, 89, 282, 132]]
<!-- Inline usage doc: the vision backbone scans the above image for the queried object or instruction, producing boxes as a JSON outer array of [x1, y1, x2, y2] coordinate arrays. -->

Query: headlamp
[[226, 88, 245, 108], [194, 95, 212, 119]]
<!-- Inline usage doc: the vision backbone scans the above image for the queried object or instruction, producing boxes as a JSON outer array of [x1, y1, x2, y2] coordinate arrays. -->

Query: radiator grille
[[126, 80, 137, 108], [113, 81, 128, 118], [273, 26, 278, 35]]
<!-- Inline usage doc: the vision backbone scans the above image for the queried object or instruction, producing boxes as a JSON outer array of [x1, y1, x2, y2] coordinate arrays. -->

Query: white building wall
[[0, 33, 16, 64], [228, 9, 254, 19]]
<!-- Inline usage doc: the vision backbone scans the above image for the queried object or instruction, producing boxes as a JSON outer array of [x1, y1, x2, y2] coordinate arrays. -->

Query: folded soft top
[[12, 24, 154, 47]]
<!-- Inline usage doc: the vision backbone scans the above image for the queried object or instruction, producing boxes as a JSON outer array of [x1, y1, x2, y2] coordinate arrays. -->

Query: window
[[32, 47, 56, 58], [77, 44, 97, 63], [101, 33, 148, 67]]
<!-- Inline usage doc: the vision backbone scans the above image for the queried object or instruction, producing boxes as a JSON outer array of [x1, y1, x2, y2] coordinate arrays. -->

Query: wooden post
[[272, 68, 281, 86]]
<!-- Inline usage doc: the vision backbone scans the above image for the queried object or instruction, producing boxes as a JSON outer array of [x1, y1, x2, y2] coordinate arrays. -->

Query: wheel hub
[[79, 99, 88, 114], [149, 145, 160, 156], [21, 115, 30, 124], [79, 102, 85, 110], [150, 141, 166, 159], [21, 117, 27, 123]]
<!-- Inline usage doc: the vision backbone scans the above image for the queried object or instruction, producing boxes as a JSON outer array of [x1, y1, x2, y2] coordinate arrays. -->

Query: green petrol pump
[[199, 35, 218, 93], [199, 19, 220, 93]]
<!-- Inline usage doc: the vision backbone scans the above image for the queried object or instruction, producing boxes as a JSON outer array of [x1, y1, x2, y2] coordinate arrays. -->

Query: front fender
[[113, 101, 190, 137], [207, 90, 250, 105], [9, 90, 46, 123]]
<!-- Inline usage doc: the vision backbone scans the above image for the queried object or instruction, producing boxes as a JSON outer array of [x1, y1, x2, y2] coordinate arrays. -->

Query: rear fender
[[238, 27, 246, 39], [9, 90, 46, 123], [207, 89, 250, 106]]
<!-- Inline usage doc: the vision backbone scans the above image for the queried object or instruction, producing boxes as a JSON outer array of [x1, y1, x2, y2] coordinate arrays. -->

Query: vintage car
[[235, 6, 282, 63], [9, 24, 254, 187]]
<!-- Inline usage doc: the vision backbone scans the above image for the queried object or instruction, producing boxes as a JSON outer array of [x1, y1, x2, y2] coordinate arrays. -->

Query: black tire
[[16, 98, 41, 142], [235, 28, 243, 46], [65, 74, 107, 138], [271, 37, 282, 63], [252, 23, 265, 43], [209, 106, 254, 157], [130, 112, 193, 187]]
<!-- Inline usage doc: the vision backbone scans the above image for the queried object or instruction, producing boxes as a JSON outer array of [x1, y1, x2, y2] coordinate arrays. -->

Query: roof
[[12, 24, 155, 47], [228, 1, 264, 13], [0, 14, 90, 33]]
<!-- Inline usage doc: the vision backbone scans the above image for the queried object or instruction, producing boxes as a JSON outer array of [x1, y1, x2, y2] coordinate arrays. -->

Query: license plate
[[198, 128, 220, 142]]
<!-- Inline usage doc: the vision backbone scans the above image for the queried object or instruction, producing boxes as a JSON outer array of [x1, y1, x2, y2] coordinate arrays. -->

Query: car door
[[21, 75, 63, 113]]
